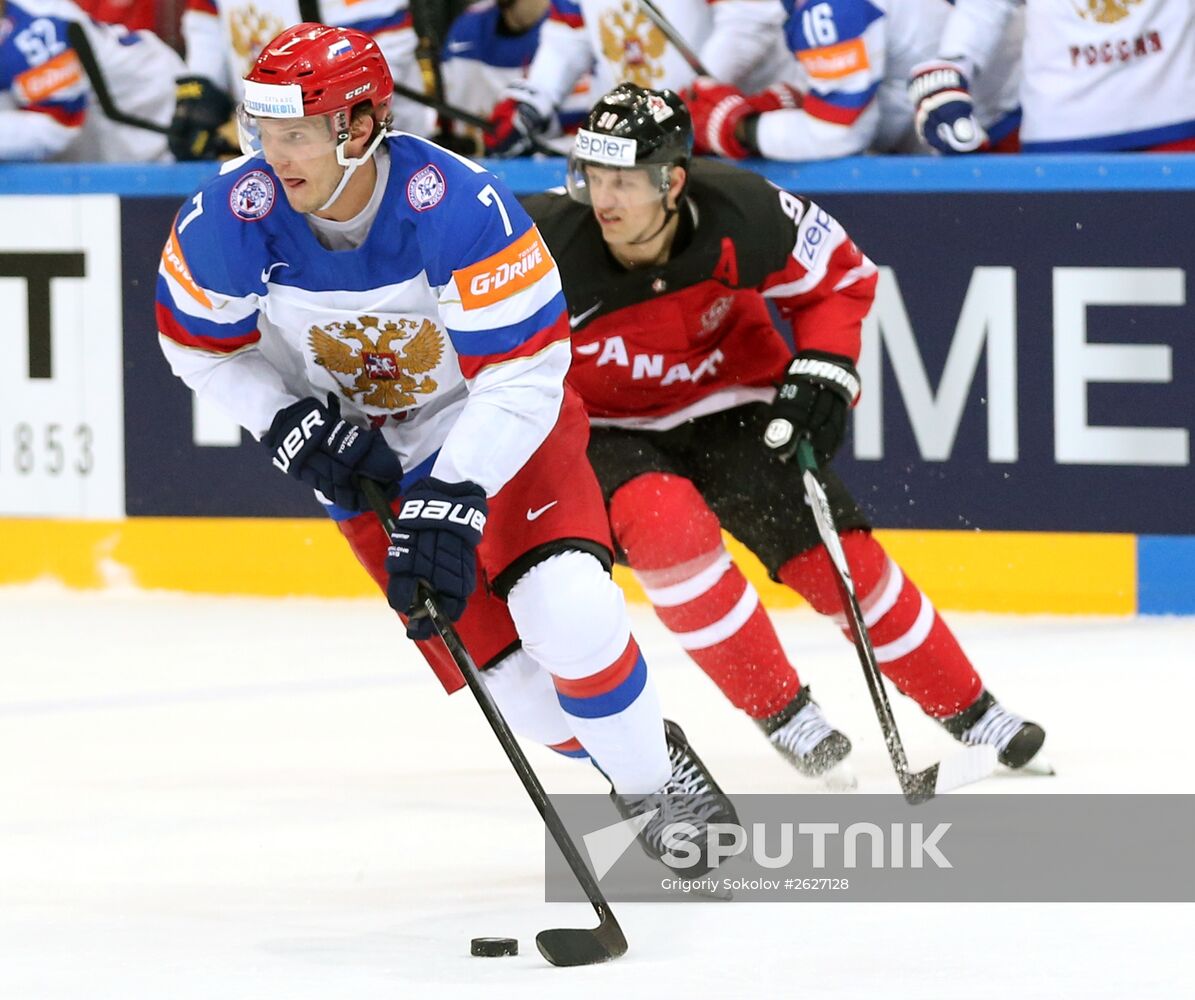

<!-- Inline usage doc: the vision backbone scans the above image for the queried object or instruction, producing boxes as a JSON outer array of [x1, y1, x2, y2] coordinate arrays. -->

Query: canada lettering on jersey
[[579, 335, 726, 387]]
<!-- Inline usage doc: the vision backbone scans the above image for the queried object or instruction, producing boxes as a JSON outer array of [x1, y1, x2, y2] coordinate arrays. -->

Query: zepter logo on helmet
[[567, 83, 693, 207], [237, 23, 394, 165]]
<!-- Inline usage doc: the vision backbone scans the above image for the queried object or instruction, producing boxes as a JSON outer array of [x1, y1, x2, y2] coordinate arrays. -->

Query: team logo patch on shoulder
[[229, 170, 275, 221], [407, 164, 446, 212]]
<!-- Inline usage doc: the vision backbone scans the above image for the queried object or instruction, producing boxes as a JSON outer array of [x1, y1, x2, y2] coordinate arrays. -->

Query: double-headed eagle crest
[[309, 314, 444, 411], [600, 0, 668, 88], [1074, 0, 1143, 24], [229, 3, 286, 75]]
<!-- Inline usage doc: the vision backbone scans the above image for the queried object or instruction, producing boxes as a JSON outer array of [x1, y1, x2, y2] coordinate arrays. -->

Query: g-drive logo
[[584, 811, 953, 878]]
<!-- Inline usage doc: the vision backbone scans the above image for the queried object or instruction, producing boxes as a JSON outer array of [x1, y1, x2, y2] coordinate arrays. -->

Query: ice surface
[[1, 586, 1191, 999]]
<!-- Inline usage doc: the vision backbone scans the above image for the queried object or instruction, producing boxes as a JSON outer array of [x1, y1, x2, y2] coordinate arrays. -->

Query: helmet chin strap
[[626, 188, 684, 246], [625, 167, 681, 246], [626, 205, 675, 246], [316, 127, 388, 213]]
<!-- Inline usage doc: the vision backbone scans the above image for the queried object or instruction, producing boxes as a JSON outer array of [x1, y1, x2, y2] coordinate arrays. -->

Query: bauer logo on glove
[[397, 497, 487, 534], [270, 406, 325, 473]]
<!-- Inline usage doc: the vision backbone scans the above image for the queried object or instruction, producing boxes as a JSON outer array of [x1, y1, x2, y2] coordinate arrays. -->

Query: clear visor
[[566, 156, 672, 207], [236, 107, 341, 162]]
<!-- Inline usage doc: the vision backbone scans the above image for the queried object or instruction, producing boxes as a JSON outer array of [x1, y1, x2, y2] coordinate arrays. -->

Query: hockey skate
[[611, 720, 740, 877], [757, 686, 856, 791], [942, 689, 1049, 771]]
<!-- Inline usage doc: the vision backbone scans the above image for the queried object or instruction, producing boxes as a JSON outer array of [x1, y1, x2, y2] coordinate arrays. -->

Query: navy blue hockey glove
[[908, 60, 988, 155], [764, 351, 860, 464], [264, 394, 401, 511], [385, 478, 488, 640]]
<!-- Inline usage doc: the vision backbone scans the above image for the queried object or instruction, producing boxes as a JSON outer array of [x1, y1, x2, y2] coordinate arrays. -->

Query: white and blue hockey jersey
[[752, 0, 1021, 160], [0, 0, 182, 160], [441, 0, 544, 120], [526, 0, 791, 111], [440, 0, 593, 148], [179, 0, 434, 135], [155, 135, 571, 499], [941, 0, 1195, 151]]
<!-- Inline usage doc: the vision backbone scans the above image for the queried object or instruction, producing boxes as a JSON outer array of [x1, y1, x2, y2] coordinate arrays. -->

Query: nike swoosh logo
[[526, 501, 558, 521], [569, 301, 603, 329], [261, 261, 289, 283]]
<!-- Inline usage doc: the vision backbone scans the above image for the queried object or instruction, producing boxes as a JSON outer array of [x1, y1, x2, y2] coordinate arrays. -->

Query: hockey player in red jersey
[[523, 83, 1047, 781], [154, 26, 737, 872]]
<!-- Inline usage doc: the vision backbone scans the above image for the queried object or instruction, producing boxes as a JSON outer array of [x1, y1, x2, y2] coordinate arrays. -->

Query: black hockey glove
[[264, 394, 402, 511], [385, 478, 487, 639], [763, 351, 861, 464], [168, 76, 236, 161]]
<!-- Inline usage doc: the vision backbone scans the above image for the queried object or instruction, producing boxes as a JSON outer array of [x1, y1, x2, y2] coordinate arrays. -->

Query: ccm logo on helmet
[[398, 498, 487, 532], [344, 83, 370, 100], [456, 227, 554, 309], [574, 128, 636, 167]]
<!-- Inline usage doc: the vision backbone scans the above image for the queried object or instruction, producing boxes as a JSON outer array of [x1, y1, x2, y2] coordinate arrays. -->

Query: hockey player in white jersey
[[911, 0, 1195, 152], [684, 0, 1022, 161], [169, 0, 434, 160], [438, 0, 596, 153], [441, 0, 547, 120], [0, 0, 182, 161], [155, 23, 737, 873], [484, 0, 792, 155]]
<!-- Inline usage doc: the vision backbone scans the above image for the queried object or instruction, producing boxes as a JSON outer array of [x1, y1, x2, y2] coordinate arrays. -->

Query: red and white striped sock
[[610, 473, 801, 719], [778, 530, 982, 718]]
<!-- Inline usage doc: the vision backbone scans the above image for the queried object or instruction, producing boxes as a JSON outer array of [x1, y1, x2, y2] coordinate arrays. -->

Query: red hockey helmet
[[239, 23, 393, 159]]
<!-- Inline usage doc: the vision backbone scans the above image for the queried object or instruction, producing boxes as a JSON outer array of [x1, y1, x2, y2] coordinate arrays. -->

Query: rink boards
[[0, 156, 1191, 614]]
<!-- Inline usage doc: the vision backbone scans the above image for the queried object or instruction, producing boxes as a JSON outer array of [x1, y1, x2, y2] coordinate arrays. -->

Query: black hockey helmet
[[567, 83, 693, 206]]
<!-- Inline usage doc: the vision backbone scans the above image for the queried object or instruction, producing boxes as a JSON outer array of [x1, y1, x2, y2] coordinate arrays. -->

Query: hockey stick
[[66, 21, 167, 136], [795, 439, 997, 804], [637, 0, 710, 77], [360, 478, 628, 967], [295, 0, 497, 135], [65, 20, 241, 157]]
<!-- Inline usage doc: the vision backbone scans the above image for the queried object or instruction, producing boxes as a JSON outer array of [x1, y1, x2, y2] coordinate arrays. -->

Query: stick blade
[[535, 919, 628, 967], [900, 745, 998, 804], [934, 744, 999, 793]]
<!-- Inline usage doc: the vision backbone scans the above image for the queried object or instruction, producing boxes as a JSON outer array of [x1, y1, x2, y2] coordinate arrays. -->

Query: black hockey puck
[[470, 936, 518, 957]]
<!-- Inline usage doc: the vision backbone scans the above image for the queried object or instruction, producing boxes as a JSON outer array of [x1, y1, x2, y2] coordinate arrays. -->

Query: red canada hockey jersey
[[524, 159, 877, 429]]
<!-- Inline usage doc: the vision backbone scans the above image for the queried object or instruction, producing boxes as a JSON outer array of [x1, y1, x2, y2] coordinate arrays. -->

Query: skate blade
[[818, 760, 858, 793], [1008, 755, 1056, 777]]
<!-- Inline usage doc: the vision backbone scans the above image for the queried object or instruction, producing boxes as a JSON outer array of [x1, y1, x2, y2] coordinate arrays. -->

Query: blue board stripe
[[1138, 536, 1195, 615]]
